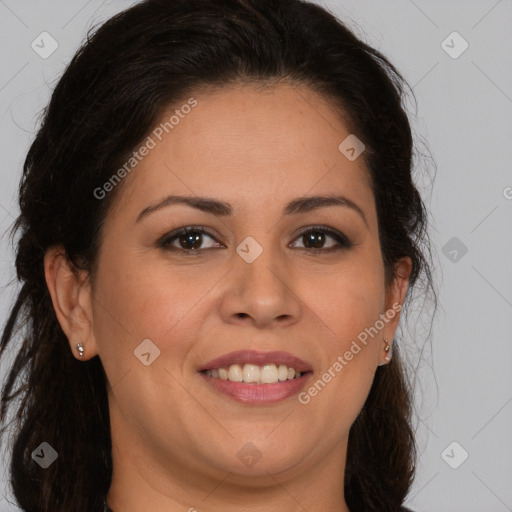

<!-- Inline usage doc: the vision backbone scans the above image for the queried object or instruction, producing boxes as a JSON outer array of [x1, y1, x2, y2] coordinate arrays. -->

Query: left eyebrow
[[135, 193, 367, 226], [283, 195, 368, 226]]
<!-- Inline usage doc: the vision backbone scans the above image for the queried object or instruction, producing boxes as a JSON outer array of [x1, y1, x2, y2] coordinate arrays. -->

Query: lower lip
[[201, 373, 312, 404]]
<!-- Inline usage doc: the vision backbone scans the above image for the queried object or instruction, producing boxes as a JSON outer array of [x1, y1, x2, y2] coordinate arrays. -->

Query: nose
[[218, 245, 302, 329]]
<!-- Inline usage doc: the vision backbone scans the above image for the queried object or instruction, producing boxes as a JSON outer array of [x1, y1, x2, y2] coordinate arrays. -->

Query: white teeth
[[242, 364, 260, 383], [278, 364, 288, 381], [228, 364, 243, 382], [260, 364, 279, 383], [205, 363, 304, 384]]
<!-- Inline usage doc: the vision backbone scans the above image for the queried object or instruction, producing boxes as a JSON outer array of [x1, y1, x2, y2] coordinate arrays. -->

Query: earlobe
[[44, 246, 97, 360]]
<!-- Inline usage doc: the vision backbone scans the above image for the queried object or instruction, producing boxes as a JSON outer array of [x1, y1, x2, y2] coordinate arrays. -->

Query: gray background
[[0, 1, 511, 511]]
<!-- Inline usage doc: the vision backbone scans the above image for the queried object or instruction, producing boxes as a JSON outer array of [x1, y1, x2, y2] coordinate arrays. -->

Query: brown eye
[[302, 231, 326, 249], [159, 227, 223, 252], [290, 226, 352, 252], [177, 231, 203, 250]]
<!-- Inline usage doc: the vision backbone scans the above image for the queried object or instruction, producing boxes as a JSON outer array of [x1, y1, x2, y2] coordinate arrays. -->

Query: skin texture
[[45, 82, 411, 512]]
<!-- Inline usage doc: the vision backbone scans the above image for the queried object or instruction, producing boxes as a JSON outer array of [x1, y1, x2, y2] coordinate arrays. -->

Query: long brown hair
[[0, 1, 435, 510]]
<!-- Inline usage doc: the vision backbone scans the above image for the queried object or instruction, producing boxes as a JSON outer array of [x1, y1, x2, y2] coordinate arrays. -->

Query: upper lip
[[199, 350, 313, 373]]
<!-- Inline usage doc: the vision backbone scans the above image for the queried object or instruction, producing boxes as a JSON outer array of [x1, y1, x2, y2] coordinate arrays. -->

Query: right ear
[[44, 246, 99, 360]]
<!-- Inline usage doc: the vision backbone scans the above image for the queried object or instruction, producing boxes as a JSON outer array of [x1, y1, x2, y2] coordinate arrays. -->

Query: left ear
[[381, 256, 412, 347]]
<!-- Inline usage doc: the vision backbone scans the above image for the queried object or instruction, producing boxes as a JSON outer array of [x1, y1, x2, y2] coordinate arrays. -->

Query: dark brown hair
[[0, 1, 435, 511]]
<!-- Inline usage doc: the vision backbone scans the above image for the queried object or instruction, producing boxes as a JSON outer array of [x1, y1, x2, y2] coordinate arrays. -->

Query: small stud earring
[[384, 338, 392, 362], [377, 339, 392, 366], [75, 343, 85, 359]]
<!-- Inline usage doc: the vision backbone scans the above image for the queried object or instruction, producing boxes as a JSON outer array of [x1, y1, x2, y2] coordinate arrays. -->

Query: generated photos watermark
[[298, 302, 402, 405], [93, 97, 198, 200]]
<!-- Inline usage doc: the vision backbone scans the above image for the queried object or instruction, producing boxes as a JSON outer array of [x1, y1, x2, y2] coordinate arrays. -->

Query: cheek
[[91, 249, 226, 356], [297, 269, 381, 433], [294, 249, 385, 415], [299, 257, 386, 348]]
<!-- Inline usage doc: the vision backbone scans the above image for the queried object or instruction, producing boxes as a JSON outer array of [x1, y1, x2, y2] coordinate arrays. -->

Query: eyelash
[[157, 225, 353, 255]]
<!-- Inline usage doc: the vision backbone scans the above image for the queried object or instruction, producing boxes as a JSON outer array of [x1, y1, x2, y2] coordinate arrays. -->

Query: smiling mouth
[[200, 363, 309, 384], [198, 349, 313, 404]]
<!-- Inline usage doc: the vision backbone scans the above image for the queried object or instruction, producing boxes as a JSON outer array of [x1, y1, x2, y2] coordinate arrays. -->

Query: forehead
[[110, 82, 374, 219]]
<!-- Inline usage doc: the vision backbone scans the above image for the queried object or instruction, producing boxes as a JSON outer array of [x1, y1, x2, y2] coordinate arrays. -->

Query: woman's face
[[71, 83, 409, 497]]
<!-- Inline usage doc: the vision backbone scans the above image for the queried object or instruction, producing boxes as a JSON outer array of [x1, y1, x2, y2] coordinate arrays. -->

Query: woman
[[0, 0, 434, 511]]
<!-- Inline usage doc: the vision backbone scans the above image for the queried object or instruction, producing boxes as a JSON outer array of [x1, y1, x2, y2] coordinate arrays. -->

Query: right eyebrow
[[136, 195, 232, 223]]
